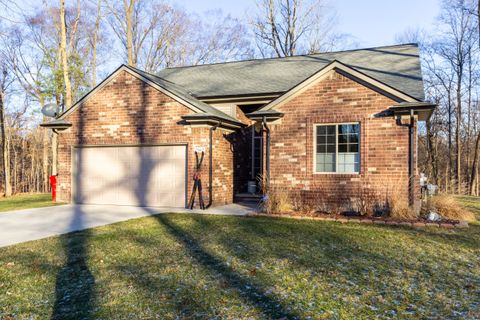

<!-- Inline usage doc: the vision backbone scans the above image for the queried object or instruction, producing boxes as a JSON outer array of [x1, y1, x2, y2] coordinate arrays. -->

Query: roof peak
[[162, 43, 419, 71]]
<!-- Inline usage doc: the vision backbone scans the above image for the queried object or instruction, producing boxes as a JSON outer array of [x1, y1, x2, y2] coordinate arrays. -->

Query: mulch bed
[[247, 212, 469, 229]]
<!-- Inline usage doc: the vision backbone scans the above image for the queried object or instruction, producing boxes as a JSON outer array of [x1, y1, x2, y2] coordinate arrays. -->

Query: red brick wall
[[268, 70, 417, 210], [57, 69, 234, 206]]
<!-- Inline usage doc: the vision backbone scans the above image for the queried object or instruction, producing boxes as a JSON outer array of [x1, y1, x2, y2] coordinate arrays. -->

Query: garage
[[72, 145, 186, 207]]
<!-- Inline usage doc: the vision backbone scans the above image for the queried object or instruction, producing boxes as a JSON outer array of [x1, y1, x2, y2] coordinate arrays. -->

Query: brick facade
[[55, 67, 419, 211], [267, 70, 417, 209], [57, 70, 234, 206]]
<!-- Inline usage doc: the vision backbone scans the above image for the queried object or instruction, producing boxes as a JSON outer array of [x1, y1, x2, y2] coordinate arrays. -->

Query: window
[[315, 123, 360, 173]]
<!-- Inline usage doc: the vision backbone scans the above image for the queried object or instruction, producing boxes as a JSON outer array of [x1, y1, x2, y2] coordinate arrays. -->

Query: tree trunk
[[12, 141, 17, 194], [456, 79, 462, 194], [124, 0, 135, 66], [426, 119, 438, 185], [60, 0, 72, 107], [447, 93, 453, 191], [469, 131, 480, 195], [0, 92, 11, 197], [91, 0, 101, 87]]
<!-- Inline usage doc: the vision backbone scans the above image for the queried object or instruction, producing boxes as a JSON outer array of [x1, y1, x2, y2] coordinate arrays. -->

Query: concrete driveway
[[0, 203, 255, 248]]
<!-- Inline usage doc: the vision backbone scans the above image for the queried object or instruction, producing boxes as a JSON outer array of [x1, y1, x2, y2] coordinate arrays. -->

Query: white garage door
[[73, 145, 186, 207]]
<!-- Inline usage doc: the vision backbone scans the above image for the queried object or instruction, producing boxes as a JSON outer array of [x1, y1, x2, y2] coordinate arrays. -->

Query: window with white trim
[[315, 123, 360, 173]]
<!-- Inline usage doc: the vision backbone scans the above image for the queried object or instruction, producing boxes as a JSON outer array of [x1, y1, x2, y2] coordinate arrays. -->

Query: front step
[[234, 193, 263, 204]]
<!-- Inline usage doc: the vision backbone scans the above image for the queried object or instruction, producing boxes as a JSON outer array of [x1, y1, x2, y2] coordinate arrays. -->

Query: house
[[42, 43, 435, 211]]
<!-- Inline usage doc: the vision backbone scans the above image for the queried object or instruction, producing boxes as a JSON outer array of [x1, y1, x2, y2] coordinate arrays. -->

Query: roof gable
[[59, 65, 240, 124], [256, 60, 418, 113]]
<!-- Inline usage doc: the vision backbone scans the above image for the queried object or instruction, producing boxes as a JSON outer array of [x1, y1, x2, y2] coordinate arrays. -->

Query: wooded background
[[0, 0, 478, 197]]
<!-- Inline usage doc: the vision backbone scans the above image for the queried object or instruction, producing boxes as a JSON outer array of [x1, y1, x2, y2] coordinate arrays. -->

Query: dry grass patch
[[263, 188, 292, 214], [429, 195, 476, 222], [387, 194, 418, 220]]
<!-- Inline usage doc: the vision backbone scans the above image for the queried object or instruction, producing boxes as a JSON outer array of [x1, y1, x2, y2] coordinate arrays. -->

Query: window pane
[[317, 135, 326, 144], [327, 135, 335, 143], [327, 144, 335, 153], [344, 164, 355, 172], [317, 126, 326, 135], [326, 125, 335, 135], [354, 162, 360, 172], [338, 134, 348, 143], [339, 144, 347, 152], [317, 144, 326, 153], [316, 153, 335, 172], [348, 144, 359, 153], [323, 162, 335, 172], [316, 162, 324, 172], [349, 134, 359, 143], [324, 153, 335, 162]]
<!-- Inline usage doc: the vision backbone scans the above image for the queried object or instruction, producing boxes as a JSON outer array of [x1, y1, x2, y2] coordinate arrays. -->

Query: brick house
[[43, 43, 435, 210]]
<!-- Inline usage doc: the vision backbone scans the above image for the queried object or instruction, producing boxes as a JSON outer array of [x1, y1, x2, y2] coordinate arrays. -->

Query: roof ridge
[[160, 43, 419, 71]]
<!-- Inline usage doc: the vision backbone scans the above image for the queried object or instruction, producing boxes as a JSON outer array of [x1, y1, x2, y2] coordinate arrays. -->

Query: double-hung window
[[315, 123, 360, 173]]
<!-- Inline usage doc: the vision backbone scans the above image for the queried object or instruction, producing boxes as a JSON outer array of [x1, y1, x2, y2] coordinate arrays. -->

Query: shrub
[[263, 187, 292, 214], [388, 194, 418, 220], [350, 185, 381, 216], [429, 195, 476, 222]]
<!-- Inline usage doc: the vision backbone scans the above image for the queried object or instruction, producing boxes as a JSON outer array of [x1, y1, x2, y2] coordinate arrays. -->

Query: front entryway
[[72, 145, 186, 207]]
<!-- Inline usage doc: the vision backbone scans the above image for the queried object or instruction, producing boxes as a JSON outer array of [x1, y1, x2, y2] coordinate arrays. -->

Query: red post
[[49, 175, 57, 202]]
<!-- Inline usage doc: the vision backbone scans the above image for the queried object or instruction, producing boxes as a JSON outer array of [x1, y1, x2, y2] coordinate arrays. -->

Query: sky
[[176, 0, 441, 48]]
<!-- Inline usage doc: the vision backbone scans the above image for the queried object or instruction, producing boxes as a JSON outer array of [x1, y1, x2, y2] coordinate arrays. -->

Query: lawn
[[0, 199, 479, 319], [0, 193, 62, 212]]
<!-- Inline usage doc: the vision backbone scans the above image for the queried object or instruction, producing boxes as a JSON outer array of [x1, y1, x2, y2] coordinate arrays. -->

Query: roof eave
[[389, 102, 437, 121], [246, 111, 284, 122], [40, 120, 72, 130], [181, 114, 246, 129]]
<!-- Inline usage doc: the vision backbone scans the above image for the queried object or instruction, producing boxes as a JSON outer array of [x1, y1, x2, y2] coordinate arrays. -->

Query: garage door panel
[[74, 145, 186, 207]]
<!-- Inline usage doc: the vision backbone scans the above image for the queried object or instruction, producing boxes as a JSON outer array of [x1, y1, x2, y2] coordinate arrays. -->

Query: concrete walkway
[[0, 203, 257, 248]]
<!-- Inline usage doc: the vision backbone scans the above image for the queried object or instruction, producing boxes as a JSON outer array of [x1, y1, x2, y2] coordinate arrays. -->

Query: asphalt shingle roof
[[156, 43, 425, 101], [124, 65, 240, 123]]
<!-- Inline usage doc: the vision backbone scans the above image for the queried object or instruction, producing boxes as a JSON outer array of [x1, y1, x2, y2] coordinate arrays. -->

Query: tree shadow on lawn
[[51, 211, 95, 320], [183, 215, 480, 296], [113, 253, 215, 318], [146, 212, 303, 320]]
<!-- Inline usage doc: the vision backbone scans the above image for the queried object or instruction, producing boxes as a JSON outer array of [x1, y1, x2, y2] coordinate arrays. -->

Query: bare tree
[[106, 0, 136, 66], [434, 0, 477, 193], [59, 0, 80, 108], [89, 0, 102, 87], [0, 65, 13, 196], [107, 1, 253, 71], [251, 0, 341, 57], [167, 10, 253, 69]]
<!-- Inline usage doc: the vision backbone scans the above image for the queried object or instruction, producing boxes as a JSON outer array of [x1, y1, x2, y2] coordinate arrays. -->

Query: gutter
[[246, 110, 284, 122], [207, 121, 221, 208], [408, 109, 415, 207], [262, 116, 270, 192], [181, 114, 245, 130]]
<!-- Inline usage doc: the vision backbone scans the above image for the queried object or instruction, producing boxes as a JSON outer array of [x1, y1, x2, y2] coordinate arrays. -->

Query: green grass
[[0, 193, 63, 212], [457, 195, 480, 220], [1, 200, 479, 319]]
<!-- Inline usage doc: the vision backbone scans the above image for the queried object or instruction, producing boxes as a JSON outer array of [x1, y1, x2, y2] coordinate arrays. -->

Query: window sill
[[312, 172, 361, 176]]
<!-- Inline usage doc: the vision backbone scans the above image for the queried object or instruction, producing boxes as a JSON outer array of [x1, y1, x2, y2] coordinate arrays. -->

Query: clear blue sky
[[176, 0, 440, 47]]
